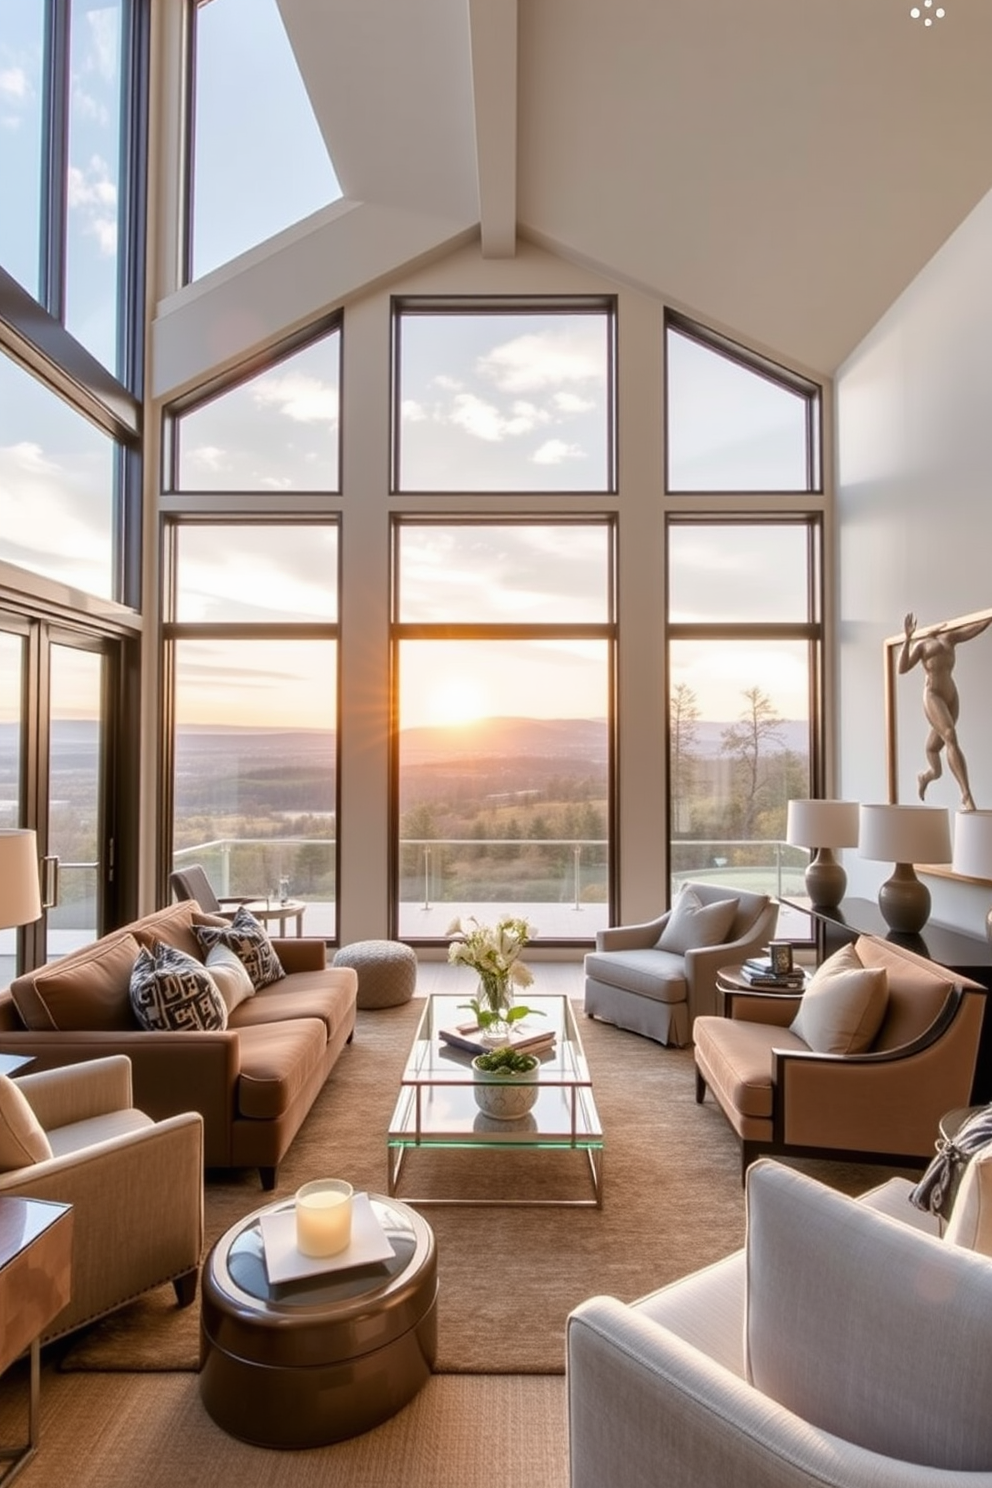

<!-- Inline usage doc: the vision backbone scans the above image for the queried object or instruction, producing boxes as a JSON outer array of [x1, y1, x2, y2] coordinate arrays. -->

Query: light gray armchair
[[567, 1160, 992, 1488], [583, 882, 778, 1046], [1, 1055, 203, 1342]]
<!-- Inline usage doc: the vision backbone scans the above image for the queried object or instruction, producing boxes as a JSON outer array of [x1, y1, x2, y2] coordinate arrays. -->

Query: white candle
[[295, 1179, 354, 1256]]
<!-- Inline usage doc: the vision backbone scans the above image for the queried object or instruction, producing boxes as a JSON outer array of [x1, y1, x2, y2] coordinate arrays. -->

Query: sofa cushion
[[205, 943, 255, 1015], [192, 906, 285, 990], [789, 942, 888, 1054], [584, 947, 688, 1004], [227, 969, 354, 1040], [656, 888, 738, 954], [944, 1139, 992, 1257], [130, 941, 228, 1032], [693, 1015, 808, 1119], [745, 1159, 992, 1470], [126, 901, 228, 962], [236, 1019, 327, 1120], [10, 932, 142, 1032], [0, 1076, 53, 1171]]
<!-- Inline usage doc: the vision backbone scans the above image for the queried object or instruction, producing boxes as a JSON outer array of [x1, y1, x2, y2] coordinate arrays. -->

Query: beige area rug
[[58, 1000, 912, 1375]]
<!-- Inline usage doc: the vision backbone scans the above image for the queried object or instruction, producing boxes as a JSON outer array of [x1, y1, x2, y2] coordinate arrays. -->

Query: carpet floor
[[58, 997, 912, 1376]]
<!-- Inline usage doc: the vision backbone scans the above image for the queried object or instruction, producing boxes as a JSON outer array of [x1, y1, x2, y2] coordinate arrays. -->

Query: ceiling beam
[[469, 0, 517, 257]]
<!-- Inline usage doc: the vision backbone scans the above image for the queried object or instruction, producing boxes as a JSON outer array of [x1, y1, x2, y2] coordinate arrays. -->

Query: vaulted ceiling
[[277, 0, 992, 377]]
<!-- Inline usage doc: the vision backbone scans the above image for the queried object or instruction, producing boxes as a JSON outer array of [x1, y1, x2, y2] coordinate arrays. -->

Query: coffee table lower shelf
[[386, 1084, 604, 1209]]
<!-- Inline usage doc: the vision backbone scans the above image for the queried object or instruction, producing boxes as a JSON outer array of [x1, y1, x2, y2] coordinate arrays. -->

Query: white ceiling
[[277, 0, 992, 376]]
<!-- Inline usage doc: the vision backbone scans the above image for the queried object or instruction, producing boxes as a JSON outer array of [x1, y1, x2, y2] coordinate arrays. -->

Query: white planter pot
[[471, 1056, 540, 1120]]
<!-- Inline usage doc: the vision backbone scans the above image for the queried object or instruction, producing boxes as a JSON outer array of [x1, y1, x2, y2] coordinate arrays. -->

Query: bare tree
[[720, 687, 785, 841], [670, 683, 701, 833]]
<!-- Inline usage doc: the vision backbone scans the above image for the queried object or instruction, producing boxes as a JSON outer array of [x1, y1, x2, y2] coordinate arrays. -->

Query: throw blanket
[[910, 1104, 992, 1217]]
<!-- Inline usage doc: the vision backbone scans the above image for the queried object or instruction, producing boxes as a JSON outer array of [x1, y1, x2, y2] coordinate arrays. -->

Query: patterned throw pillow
[[130, 940, 228, 1032], [192, 905, 285, 991]]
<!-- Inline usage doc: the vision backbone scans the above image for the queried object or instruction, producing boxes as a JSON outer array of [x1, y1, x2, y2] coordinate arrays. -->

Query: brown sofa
[[0, 901, 358, 1188], [693, 933, 986, 1177]]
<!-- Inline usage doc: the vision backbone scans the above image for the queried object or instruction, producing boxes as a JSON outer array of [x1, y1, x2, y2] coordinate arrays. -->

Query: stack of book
[[439, 1022, 557, 1057], [738, 957, 807, 990]]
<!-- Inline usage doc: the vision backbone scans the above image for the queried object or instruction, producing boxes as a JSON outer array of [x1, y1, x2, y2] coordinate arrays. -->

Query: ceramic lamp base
[[804, 848, 847, 911], [878, 863, 931, 935]]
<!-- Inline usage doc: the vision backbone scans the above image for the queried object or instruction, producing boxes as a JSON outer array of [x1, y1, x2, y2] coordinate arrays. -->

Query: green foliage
[[472, 1047, 539, 1075]]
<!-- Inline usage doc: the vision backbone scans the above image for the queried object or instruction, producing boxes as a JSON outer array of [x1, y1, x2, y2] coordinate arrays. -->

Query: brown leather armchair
[[693, 934, 986, 1178]]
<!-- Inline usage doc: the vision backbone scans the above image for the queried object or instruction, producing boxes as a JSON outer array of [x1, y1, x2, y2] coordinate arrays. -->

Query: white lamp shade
[[952, 810, 992, 881], [0, 830, 41, 929], [786, 799, 860, 849], [858, 804, 952, 865]]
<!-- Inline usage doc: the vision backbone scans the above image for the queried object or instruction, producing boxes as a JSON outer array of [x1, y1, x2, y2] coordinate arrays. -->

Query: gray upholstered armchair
[[583, 882, 778, 1046], [567, 1160, 992, 1488], [0, 1055, 203, 1342]]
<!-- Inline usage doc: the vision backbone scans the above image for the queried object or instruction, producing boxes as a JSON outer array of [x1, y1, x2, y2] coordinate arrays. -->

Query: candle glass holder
[[295, 1178, 354, 1257]]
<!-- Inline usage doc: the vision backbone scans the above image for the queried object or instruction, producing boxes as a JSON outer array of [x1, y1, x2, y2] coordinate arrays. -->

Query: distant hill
[[400, 716, 609, 765]]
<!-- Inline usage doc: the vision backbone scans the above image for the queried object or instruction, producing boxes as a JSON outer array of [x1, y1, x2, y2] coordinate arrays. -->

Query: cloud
[[553, 391, 595, 415], [67, 156, 118, 256], [477, 329, 604, 394], [401, 399, 427, 423], [433, 374, 463, 391], [185, 445, 230, 474], [532, 439, 586, 465], [252, 373, 339, 425], [85, 7, 120, 82], [448, 393, 505, 443], [0, 440, 111, 590], [0, 66, 28, 102]]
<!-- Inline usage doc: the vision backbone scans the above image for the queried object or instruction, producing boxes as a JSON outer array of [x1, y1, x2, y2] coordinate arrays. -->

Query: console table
[[0, 1197, 73, 1483], [780, 894, 992, 1101]]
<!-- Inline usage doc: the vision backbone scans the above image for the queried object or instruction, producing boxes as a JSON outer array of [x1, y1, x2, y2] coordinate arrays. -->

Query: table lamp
[[786, 799, 860, 909], [950, 808, 992, 947], [858, 804, 951, 934], [0, 829, 42, 933]]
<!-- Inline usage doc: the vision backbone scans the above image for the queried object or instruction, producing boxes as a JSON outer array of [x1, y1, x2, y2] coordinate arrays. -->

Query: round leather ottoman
[[333, 939, 417, 1009]]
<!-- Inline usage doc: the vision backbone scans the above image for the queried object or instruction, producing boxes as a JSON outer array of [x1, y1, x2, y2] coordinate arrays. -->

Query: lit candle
[[295, 1179, 354, 1257]]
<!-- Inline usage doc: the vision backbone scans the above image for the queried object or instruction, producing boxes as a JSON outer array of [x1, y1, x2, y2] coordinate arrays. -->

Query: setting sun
[[427, 677, 488, 727]]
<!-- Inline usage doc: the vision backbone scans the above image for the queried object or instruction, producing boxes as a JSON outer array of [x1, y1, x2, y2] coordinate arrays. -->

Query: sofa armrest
[[567, 1296, 955, 1488], [596, 915, 669, 952], [14, 1054, 134, 1128], [271, 937, 327, 973]]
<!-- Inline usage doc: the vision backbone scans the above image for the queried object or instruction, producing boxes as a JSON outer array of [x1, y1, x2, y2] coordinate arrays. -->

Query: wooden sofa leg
[[173, 1268, 198, 1308], [694, 1067, 706, 1103], [259, 1166, 277, 1191]]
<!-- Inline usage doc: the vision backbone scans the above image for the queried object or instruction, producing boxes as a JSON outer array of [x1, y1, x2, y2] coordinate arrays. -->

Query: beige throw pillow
[[206, 943, 256, 1015], [656, 889, 739, 955], [789, 942, 888, 1054], [0, 1076, 53, 1172], [12, 932, 143, 1031], [945, 1141, 992, 1256]]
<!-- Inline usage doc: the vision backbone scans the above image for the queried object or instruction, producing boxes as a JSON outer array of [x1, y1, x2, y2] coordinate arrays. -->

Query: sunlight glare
[[427, 677, 488, 727]]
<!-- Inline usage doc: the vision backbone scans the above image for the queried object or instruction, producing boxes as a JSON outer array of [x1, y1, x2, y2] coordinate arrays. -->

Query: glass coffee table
[[387, 994, 603, 1207]]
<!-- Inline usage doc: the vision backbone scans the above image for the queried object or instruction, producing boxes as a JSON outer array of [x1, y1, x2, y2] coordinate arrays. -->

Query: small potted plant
[[471, 1045, 541, 1121]]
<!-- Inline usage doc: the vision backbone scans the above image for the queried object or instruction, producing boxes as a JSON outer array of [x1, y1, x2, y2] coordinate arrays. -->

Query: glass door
[[43, 641, 107, 962], [0, 629, 25, 985]]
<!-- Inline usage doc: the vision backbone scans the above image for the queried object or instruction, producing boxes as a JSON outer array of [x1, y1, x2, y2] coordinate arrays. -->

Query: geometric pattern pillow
[[191, 905, 285, 991], [129, 940, 228, 1032], [656, 888, 739, 954]]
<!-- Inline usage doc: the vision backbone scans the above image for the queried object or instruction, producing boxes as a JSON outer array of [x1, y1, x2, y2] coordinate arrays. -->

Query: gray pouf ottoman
[[333, 939, 417, 1009]]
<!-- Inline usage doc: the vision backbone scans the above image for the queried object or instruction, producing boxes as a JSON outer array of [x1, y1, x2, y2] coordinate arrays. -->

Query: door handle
[[41, 855, 60, 910]]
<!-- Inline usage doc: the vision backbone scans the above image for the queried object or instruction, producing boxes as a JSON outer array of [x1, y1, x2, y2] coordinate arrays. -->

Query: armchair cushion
[[193, 905, 285, 990], [656, 888, 738, 954], [130, 941, 228, 1032], [788, 943, 888, 1054], [0, 1074, 53, 1170], [945, 1139, 992, 1256], [744, 1160, 992, 1471]]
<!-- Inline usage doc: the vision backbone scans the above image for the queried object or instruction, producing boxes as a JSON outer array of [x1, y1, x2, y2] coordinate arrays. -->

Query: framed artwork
[[884, 607, 992, 817]]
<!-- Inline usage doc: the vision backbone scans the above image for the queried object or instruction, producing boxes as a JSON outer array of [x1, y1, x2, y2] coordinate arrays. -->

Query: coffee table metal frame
[[387, 993, 603, 1208]]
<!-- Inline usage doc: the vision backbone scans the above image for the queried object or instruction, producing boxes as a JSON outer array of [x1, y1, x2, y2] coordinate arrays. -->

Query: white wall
[[836, 187, 992, 937]]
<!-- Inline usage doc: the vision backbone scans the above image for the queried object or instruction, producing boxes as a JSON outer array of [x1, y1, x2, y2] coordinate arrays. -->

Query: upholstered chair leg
[[259, 1166, 277, 1191], [173, 1268, 198, 1308], [694, 1067, 706, 1103]]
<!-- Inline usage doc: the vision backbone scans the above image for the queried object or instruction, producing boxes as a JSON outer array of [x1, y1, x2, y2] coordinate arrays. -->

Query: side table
[[0, 1197, 73, 1484], [240, 899, 306, 936], [200, 1192, 436, 1448]]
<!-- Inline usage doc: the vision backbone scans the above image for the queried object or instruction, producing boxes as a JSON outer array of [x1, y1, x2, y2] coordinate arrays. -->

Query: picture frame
[[884, 606, 992, 817]]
